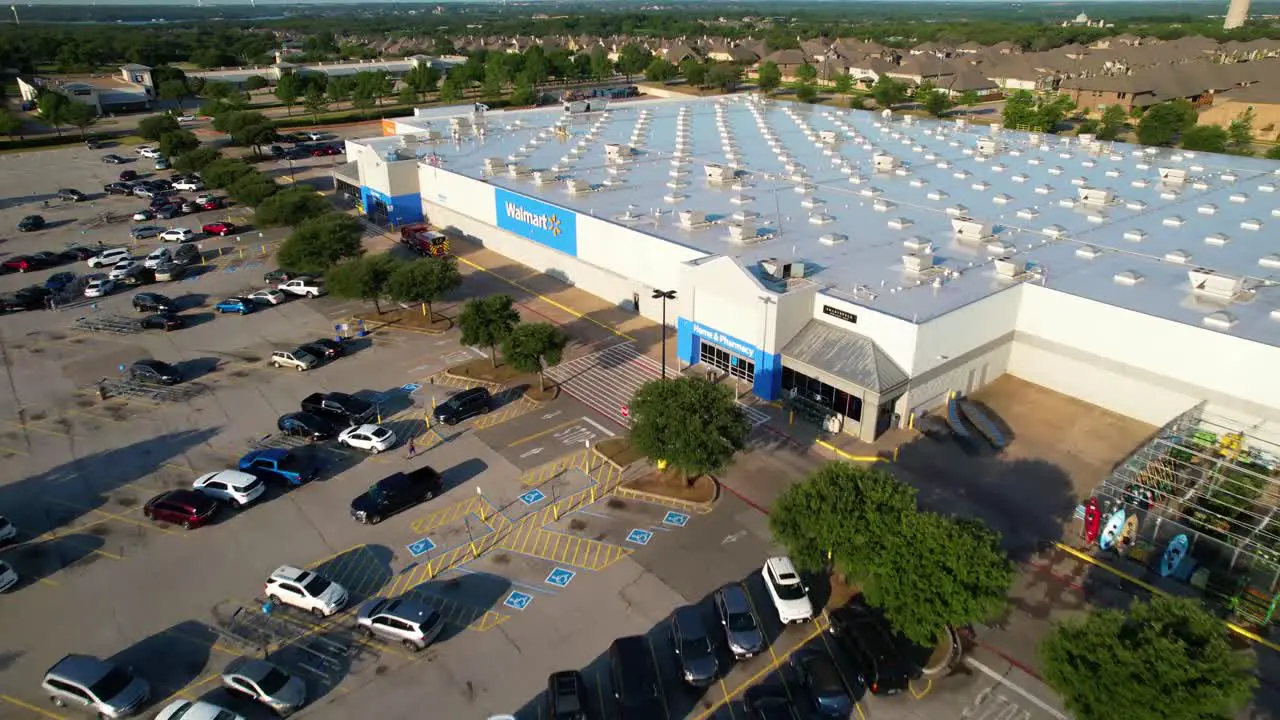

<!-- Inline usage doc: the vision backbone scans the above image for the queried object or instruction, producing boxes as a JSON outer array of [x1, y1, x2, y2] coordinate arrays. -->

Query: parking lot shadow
[[110, 620, 219, 713], [0, 427, 220, 547], [175, 356, 223, 381], [353, 386, 414, 417], [0, 532, 106, 591], [442, 458, 487, 489], [407, 571, 511, 643], [174, 293, 210, 311], [308, 544, 395, 605], [178, 311, 217, 328]]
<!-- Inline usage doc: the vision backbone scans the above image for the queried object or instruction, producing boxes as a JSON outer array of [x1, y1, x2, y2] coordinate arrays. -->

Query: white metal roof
[[378, 96, 1280, 346]]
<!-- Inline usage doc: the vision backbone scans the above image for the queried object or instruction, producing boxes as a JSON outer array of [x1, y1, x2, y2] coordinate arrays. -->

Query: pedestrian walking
[[406, 436, 417, 459], [97, 379, 108, 402]]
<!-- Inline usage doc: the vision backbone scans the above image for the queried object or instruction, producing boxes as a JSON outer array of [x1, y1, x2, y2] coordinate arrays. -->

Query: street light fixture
[[652, 289, 677, 379]]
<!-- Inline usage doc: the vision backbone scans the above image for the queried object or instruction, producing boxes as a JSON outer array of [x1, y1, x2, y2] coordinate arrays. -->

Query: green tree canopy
[[63, 102, 97, 137], [832, 73, 854, 95], [276, 212, 365, 274], [644, 58, 678, 83], [871, 77, 907, 109], [459, 294, 521, 367], [1180, 124, 1229, 153], [200, 157, 254, 188], [770, 462, 918, 576], [629, 377, 750, 486], [385, 255, 462, 322], [501, 322, 568, 391], [302, 87, 329, 123], [510, 80, 537, 106], [757, 61, 782, 93], [1137, 100, 1197, 146], [1227, 109, 1254, 155], [0, 110, 22, 139], [706, 63, 741, 92], [244, 75, 269, 91], [227, 171, 278, 207], [617, 43, 653, 81], [795, 83, 818, 103], [37, 92, 71, 136], [274, 72, 303, 115], [405, 63, 442, 97], [1041, 597, 1257, 720], [158, 129, 199, 157], [794, 62, 818, 83], [1098, 104, 1128, 140], [681, 58, 708, 88], [137, 113, 179, 141], [958, 90, 981, 109], [1002, 90, 1075, 132], [1267, 145, 1280, 160], [439, 75, 464, 103], [324, 254, 398, 313], [173, 146, 221, 174], [157, 79, 188, 105], [254, 186, 332, 227], [921, 89, 954, 117], [589, 47, 613, 80]]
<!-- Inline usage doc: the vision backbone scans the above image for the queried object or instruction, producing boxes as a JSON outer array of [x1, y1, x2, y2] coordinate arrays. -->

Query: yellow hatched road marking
[[498, 526, 631, 571], [408, 495, 488, 535], [473, 396, 536, 430]]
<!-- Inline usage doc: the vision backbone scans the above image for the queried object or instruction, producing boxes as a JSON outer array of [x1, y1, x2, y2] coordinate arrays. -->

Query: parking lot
[[0, 140, 1064, 720]]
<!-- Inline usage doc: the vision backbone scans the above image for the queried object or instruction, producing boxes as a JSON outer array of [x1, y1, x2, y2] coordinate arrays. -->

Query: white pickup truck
[[277, 277, 327, 298]]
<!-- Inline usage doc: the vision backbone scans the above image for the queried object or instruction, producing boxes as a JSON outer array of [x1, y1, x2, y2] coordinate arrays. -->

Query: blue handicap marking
[[519, 489, 546, 506], [663, 511, 690, 528], [244, 261, 262, 269], [545, 567, 576, 588], [407, 537, 436, 557], [503, 590, 533, 611], [627, 528, 654, 546], [223, 265, 238, 273], [401, 383, 422, 393]]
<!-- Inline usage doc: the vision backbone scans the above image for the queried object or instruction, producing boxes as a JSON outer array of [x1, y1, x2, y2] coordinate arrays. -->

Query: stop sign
[[620, 405, 630, 418]]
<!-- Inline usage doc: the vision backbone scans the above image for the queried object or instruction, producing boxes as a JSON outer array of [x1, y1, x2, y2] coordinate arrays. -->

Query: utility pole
[[10, 5, 19, 25]]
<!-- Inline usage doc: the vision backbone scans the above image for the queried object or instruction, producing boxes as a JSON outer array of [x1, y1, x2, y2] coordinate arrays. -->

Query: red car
[[2, 256, 41, 273], [142, 489, 219, 529], [199, 198, 222, 211], [202, 222, 236, 236]]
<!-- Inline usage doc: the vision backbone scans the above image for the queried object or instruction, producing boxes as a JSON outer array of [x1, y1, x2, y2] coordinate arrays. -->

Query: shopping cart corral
[[74, 314, 145, 335], [99, 377, 204, 403], [211, 601, 377, 686]]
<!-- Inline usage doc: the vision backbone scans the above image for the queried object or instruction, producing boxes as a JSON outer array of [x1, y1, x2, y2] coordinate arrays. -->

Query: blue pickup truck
[[238, 448, 319, 487]]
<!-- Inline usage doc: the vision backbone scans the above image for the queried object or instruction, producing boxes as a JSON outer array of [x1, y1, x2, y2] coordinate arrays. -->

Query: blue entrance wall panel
[[493, 187, 578, 257], [676, 318, 781, 401], [361, 185, 424, 227]]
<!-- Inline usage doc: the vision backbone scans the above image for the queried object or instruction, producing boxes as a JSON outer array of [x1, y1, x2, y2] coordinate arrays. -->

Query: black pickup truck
[[300, 391, 375, 425]]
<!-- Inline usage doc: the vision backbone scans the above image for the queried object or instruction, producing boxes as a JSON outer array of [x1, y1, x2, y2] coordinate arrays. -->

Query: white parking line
[[963, 657, 1067, 720]]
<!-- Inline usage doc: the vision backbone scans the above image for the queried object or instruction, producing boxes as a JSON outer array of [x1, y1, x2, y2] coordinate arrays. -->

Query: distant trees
[[871, 77, 908, 109], [757, 61, 782, 94], [1136, 99, 1197, 146], [644, 58, 678, 83], [1001, 90, 1075, 132]]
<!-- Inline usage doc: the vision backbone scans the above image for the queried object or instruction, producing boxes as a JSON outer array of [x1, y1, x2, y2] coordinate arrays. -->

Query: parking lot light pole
[[286, 158, 296, 184], [652, 289, 677, 380]]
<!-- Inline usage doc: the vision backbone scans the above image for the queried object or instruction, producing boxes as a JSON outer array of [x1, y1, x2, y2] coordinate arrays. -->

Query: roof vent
[[971, 180, 990, 191], [1204, 311, 1237, 330], [1035, 185, 1053, 195], [1165, 249, 1191, 264], [888, 217, 914, 230], [1188, 269, 1245, 299], [506, 163, 531, 177], [1114, 271, 1144, 286], [1260, 254, 1280, 269], [910, 178, 929, 188], [1260, 183, 1277, 193], [819, 233, 847, 246], [1231, 193, 1249, 203], [727, 222, 762, 244], [1161, 190, 1181, 201], [976, 138, 999, 155], [904, 237, 933, 253], [873, 199, 896, 213], [927, 190, 950, 201], [1131, 179, 1151, 189], [1191, 181, 1209, 191], [1123, 229, 1148, 242], [936, 160, 951, 169], [809, 213, 834, 225], [903, 253, 936, 273], [1159, 167, 1187, 184], [1126, 199, 1148, 211], [1048, 166, 1065, 176], [1071, 176, 1089, 187], [873, 154, 899, 172], [1058, 198, 1078, 209], [946, 204, 970, 217], [987, 241, 1016, 255], [1076, 245, 1102, 259], [991, 163, 1007, 173], [1241, 218, 1264, 231], [953, 170, 972, 180], [565, 179, 590, 194], [729, 194, 754, 206], [1197, 203, 1219, 217], [801, 196, 826, 209], [994, 256, 1027, 278], [531, 171, 556, 185], [1012, 173, 1030, 183], [1163, 216, 1185, 227], [678, 210, 708, 228], [1222, 172, 1239, 182], [953, 216, 993, 241], [993, 193, 1013, 205], [704, 164, 731, 183], [1016, 208, 1040, 220], [1205, 233, 1229, 247], [1079, 188, 1112, 205], [859, 187, 883, 198], [664, 192, 688, 204], [1105, 169, 1122, 178]]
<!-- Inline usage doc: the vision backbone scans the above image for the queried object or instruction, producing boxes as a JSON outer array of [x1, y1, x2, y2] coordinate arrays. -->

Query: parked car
[[57, 188, 85, 202], [238, 448, 318, 487], [152, 263, 185, 283], [173, 178, 204, 191], [143, 247, 172, 269], [132, 209, 156, 221], [160, 228, 194, 243], [715, 583, 765, 659], [199, 198, 222, 211], [1, 286, 52, 312], [827, 599, 913, 696], [349, 466, 443, 525], [270, 348, 317, 371], [202, 221, 236, 236], [215, 297, 254, 315], [155, 700, 245, 720], [44, 272, 76, 292], [264, 269, 294, 284], [671, 605, 719, 687], [17, 214, 44, 232], [265, 565, 348, 617], [104, 182, 133, 196], [109, 259, 140, 281], [142, 489, 219, 529], [132, 292, 174, 313], [0, 515, 15, 544], [101, 154, 126, 164], [546, 670, 588, 720], [744, 686, 800, 720], [431, 386, 492, 425], [42, 655, 149, 719], [300, 391, 372, 424], [181, 200, 200, 214], [248, 288, 286, 305], [609, 636, 664, 720], [154, 157, 170, 170], [220, 657, 306, 718], [0, 559, 16, 591], [132, 186, 156, 199], [791, 649, 855, 718], [177, 113, 197, 123], [136, 145, 159, 158], [119, 268, 155, 287], [118, 170, 138, 181], [762, 556, 813, 624], [153, 204, 182, 220], [3, 255, 47, 273], [88, 248, 130, 267], [299, 338, 344, 362], [139, 312, 184, 331], [192, 469, 265, 508], [277, 277, 326, 298], [58, 246, 97, 262], [276, 411, 340, 440], [130, 225, 165, 240], [126, 359, 181, 385], [173, 244, 200, 265], [355, 596, 444, 651], [83, 277, 115, 298], [338, 424, 397, 454]]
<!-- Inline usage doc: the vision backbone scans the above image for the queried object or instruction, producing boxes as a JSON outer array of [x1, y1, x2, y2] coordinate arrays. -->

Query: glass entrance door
[[699, 341, 755, 382]]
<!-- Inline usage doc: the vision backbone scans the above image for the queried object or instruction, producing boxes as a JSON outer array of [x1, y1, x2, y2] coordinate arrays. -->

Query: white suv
[[265, 565, 348, 617], [138, 146, 162, 159], [193, 470, 265, 508], [87, 247, 130, 267], [160, 228, 195, 243], [173, 179, 204, 192], [761, 556, 814, 624]]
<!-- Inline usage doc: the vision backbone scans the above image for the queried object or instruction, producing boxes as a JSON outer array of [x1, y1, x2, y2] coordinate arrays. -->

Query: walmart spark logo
[[504, 202, 562, 237]]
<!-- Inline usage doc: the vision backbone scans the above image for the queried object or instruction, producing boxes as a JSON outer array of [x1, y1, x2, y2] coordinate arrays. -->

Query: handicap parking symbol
[[545, 567, 576, 588], [407, 537, 436, 558], [504, 590, 533, 611], [663, 511, 690, 528], [519, 489, 546, 506], [627, 528, 654, 546], [401, 383, 422, 393]]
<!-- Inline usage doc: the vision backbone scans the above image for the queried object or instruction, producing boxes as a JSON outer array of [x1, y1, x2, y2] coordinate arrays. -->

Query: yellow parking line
[[304, 542, 367, 572], [690, 620, 828, 720], [0, 693, 66, 719], [507, 418, 582, 447], [718, 679, 736, 719], [742, 588, 792, 703], [648, 635, 673, 720]]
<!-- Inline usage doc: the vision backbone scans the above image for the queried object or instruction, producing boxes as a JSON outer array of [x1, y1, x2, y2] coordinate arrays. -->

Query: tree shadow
[[442, 458, 488, 489], [0, 533, 106, 591], [108, 620, 218, 714]]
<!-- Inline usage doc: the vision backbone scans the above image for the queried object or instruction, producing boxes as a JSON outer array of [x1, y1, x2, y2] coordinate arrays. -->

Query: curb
[[521, 385, 559, 406], [614, 475, 719, 514], [922, 625, 963, 677], [441, 370, 504, 389], [353, 315, 450, 336]]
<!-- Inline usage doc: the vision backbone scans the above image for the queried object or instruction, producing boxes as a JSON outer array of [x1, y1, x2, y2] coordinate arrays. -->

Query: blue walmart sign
[[494, 188, 577, 257]]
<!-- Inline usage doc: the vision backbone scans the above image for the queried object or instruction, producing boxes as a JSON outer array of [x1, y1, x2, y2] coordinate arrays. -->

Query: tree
[[385, 256, 462, 322], [398, 86, 417, 106], [832, 73, 854, 95], [326, 75, 352, 106], [1098, 104, 1127, 140], [644, 58, 678, 83], [244, 75, 269, 91], [795, 83, 818, 103], [405, 63, 441, 98], [617, 43, 653, 82], [630, 377, 749, 487], [202, 81, 238, 100], [173, 146, 221, 174], [440, 75, 464, 103], [1267, 145, 1280, 160], [63, 103, 97, 138], [137, 113, 180, 141], [1137, 100, 1197, 146], [276, 213, 365, 274], [302, 87, 329, 123], [871, 77, 907, 110], [510, 80, 537, 107], [921, 89, 954, 117], [958, 89, 980, 112], [0, 110, 22, 139], [227, 172, 279, 207], [757, 61, 782, 94], [864, 512, 1012, 646], [254, 186, 331, 227], [501, 322, 568, 392], [36, 92, 70, 137], [706, 63, 741, 92], [589, 47, 612, 80], [274, 73, 302, 116], [681, 58, 708, 88], [201, 157, 254, 189], [795, 63, 818, 84], [1180, 124, 1229, 153], [1227, 109, 1254, 155], [351, 86, 377, 115], [1041, 597, 1257, 720], [157, 79, 188, 107], [324, 254, 398, 314], [523, 45, 550, 87], [458, 294, 521, 367], [1002, 90, 1074, 132], [1001, 90, 1037, 128], [222, 111, 276, 157], [770, 463, 918, 577], [158, 129, 199, 157]]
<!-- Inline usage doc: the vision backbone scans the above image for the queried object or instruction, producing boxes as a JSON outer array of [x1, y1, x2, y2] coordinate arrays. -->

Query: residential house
[[954, 41, 985, 55], [846, 56, 896, 87], [658, 42, 701, 65], [1200, 78, 1280, 140], [799, 38, 833, 63], [983, 55, 1054, 91], [759, 49, 809, 80], [942, 69, 1000, 98], [910, 41, 953, 59], [885, 55, 954, 85]]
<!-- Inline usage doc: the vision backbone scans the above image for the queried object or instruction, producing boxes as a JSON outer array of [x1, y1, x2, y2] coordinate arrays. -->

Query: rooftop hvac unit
[[1204, 311, 1237, 331], [678, 209, 707, 228], [531, 171, 555, 185], [564, 179, 590, 194], [1165, 249, 1191, 264], [728, 222, 759, 243], [987, 240, 1016, 255], [605, 143, 633, 160], [483, 157, 504, 173], [1259, 254, 1280, 270], [1076, 245, 1102, 259], [976, 138, 999, 155], [1077, 133, 1095, 144], [506, 163, 530, 177], [760, 258, 806, 278], [819, 130, 839, 143], [955, 118, 968, 129], [952, 218, 992, 243], [994, 257, 1025, 277], [1114, 271, 1143, 286], [819, 233, 847, 246], [903, 252, 935, 274], [873, 154, 898, 172], [903, 237, 933, 253], [1078, 187, 1112, 205], [1188, 269, 1245, 299], [1158, 167, 1187, 184], [704, 164, 731, 183]]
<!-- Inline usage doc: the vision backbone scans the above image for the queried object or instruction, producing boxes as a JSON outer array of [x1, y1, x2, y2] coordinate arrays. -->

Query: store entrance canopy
[[781, 320, 909, 394]]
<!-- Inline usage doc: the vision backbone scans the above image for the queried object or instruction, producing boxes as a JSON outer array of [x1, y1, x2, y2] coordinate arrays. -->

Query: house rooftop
[[370, 96, 1280, 345]]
